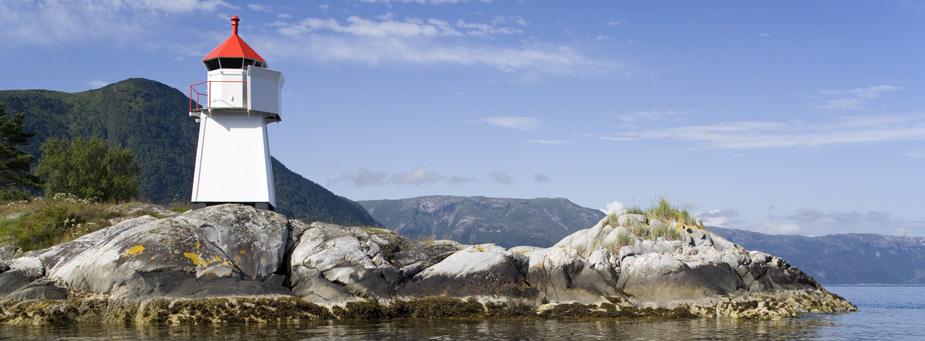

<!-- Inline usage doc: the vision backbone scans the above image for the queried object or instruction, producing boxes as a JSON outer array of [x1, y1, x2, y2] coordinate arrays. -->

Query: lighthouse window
[[218, 57, 243, 69], [204, 59, 220, 71]]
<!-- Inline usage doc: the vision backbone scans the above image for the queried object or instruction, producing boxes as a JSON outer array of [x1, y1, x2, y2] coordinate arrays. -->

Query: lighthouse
[[189, 16, 283, 210]]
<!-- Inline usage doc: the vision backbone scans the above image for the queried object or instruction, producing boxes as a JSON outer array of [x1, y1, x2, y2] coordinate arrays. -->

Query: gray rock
[[4, 278, 68, 300], [178, 204, 289, 280], [288, 223, 458, 304], [1, 205, 290, 300]]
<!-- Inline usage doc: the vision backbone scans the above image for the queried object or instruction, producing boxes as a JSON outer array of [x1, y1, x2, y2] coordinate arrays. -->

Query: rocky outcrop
[[0, 204, 855, 325]]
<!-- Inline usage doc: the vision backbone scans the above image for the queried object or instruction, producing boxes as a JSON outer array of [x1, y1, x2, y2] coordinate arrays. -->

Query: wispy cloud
[[264, 15, 611, 74], [489, 171, 514, 184], [905, 150, 925, 159], [0, 0, 231, 47], [360, 0, 492, 4], [86, 80, 110, 89], [247, 4, 271, 12], [616, 110, 686, 125], [599, 114, 925, 149], [329, 168, 475, 186], [532, 173, 551, 183], [813, 85, 900, 110], [524, 139, 573, 145], [479, 116, 540, 131], [702, 207, 925, 236]]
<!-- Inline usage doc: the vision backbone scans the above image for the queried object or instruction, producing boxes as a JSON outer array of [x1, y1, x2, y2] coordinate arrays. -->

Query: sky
[[1, 0, 924, 237]]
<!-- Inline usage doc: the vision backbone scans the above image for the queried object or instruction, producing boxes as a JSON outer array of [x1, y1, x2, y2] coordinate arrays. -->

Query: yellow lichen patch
[[183, 252, 204, 266], [194, 242, 201, 249], [124, 245, 145, 256], [238, 248, 247, 255]]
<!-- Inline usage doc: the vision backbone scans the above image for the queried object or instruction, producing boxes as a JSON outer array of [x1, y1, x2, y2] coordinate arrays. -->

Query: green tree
[[35, 137, 139, 202], [0, 103, 38, 200]]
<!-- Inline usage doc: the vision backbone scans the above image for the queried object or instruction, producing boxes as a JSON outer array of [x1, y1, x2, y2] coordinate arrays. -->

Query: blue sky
[[1, 0, 924, 236]]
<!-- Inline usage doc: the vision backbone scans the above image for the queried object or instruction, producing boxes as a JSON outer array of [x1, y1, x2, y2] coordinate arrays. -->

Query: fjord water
[[1, 286, 921, 340]]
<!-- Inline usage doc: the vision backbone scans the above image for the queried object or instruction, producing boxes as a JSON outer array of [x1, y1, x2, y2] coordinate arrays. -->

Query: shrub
[[645, 197, 699, 227], [626, 220, 648, 239], [0, 197, 115, 251], [606, 212, 619, 227], [604, 232, 635, 255], [35, 137, 139, 202], [649, 222, 682, 241], [625, 207, 645, 215], [0, 197, 158, 251]]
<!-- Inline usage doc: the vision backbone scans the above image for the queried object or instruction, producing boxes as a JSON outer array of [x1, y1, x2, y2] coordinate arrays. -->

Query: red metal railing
[[188, 80, 247, 113]]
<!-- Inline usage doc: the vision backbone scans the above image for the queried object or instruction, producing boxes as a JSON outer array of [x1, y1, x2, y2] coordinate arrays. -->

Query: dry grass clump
[[646, 197, 703, 228]]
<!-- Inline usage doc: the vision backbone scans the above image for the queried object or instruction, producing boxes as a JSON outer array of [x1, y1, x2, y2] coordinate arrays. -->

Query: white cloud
[[753, 221, 802, 235], [602, 201, 625, 215], [599, 114, 925, 149], [906, 151, 925, 159], [524, 139, 573, 145], [616, 110, 686, 124], [489, 171, 514, 184], [247, 4, 271, 12], [86, 80, 110, 89], [813, 85, 900, 110], [266, 15, 610, 74], [758, 32, 770, 38], [318, 4, 329, 12], [456, 20, 521, 36], [0, 0, 230, 47], [479, 116, 540, 131], [699, 209, 743, 227], [360, 0, 492, 4], [702, 206, 925, 236]]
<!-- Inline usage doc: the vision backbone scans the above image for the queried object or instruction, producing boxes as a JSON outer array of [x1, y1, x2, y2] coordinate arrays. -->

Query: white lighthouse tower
[[189, 16, 283, 210]]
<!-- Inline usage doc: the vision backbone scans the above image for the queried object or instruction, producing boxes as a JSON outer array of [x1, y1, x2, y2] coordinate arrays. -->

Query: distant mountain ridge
[[0, 78, 378, 226], [359, 195, 605, 248], [710, 227, 925, 284]]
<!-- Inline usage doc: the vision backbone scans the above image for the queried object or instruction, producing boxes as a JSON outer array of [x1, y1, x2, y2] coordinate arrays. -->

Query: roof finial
[[231, 15, 240, 36]]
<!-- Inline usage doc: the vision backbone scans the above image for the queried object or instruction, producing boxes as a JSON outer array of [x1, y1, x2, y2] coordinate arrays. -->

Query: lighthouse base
[[191, 112, 277, 208], [191, 202, 274, 211]]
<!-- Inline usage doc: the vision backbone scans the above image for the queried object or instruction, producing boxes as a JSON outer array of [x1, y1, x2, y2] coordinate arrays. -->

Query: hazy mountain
[[0, 78, 378, 226], [710, 227, 925, 284], [359, 196, 605, 248]]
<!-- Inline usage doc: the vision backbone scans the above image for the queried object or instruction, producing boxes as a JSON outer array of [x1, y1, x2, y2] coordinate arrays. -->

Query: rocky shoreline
[[0, 204, 856, 325]]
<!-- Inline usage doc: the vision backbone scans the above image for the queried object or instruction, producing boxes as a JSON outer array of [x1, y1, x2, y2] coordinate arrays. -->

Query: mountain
[[710, 227, 925, 284], [0, 78, 378, 226], [359, 196, 605, 248]]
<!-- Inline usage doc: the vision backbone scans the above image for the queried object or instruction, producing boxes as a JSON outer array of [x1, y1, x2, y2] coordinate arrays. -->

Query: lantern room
[[189, 15, 283, 122]]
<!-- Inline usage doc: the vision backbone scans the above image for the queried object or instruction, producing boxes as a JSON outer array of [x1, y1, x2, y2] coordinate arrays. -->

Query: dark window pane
[[219, 57, 243, 69], [204, 59, 220, 71]]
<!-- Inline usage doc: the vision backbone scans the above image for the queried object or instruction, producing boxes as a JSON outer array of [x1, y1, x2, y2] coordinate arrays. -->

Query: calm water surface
[[1, 286, 921, 340]]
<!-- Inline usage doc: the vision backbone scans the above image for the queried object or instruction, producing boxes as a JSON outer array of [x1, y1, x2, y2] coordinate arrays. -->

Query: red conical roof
[[202, 16, 265, 62]]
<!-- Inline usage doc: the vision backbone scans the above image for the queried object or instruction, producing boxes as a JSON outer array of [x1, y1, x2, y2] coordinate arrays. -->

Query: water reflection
[[2, 286, 922, 340], [0, 317, 848, 341]]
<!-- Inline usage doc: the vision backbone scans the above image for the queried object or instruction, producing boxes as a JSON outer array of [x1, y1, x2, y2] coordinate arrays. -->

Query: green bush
[[35, 137, 139, 202]]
